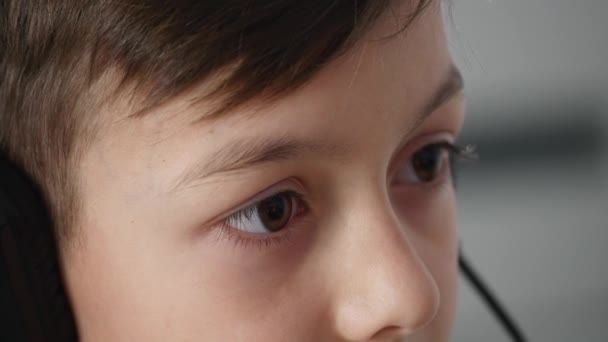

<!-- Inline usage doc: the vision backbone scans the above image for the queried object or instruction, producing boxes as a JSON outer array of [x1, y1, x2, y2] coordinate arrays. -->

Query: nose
[[329, 195, 440, 341]]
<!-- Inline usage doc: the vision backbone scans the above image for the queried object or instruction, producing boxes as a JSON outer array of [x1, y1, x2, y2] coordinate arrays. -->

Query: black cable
[[459, 250, 528, 342]]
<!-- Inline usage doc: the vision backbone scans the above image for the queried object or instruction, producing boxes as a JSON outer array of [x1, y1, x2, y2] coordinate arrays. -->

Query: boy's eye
[[396, 143, 452, 184], [224, 191, 304, 234]]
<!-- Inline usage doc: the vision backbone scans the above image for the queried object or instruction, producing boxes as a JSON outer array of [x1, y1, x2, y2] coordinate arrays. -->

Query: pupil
[[412, 145, 443, 182], [257, 194, 292, 232]]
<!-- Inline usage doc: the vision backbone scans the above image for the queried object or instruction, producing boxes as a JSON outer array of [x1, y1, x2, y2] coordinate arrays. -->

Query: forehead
[[103, 0, 447, 137], [89, 2, 450, 190]]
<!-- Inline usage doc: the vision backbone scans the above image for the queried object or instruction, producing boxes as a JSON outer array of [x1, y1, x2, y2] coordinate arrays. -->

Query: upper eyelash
[[227, 206, 257, 225], [427, 141, 478, 162], [435, 142, 477, 185], [450, 143, 478, 162], [222, 143, 476, 226], [215, 142, 477, 248], [215, 191, 306, 250], [222, 190, 305, 231]]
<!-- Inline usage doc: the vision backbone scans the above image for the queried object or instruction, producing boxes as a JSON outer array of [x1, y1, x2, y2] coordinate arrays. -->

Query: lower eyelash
[[218, 225, 283, 249], [215, 219, 302, 251], [214, 144, 478, 249], [215, 191, 308, 250]]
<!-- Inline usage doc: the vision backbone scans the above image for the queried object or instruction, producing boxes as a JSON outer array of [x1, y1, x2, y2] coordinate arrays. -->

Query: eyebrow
[[411, 64, 464, 131], [170, 64, 463, 192], [170, 136, 349, 191]]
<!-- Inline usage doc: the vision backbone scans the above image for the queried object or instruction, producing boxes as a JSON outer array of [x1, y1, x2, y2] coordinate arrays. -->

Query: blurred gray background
[[445, 0, 608, 341]]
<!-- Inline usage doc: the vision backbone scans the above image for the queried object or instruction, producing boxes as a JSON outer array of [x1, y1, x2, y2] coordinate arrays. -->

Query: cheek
[[64, 222, 321, 341], [392, 183, 458, 248], [177, 227, 325, 340]]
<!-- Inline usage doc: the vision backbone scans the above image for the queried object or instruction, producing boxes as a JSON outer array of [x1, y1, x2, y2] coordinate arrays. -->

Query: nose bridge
[[329, 190, 440, 340]]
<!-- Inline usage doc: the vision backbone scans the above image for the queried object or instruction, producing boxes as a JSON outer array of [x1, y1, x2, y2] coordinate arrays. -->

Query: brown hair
[[0, 0, 430, 249]]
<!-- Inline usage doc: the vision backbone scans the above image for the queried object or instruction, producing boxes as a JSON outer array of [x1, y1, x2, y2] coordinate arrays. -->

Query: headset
[[0, 151, 526, 341], [0, 153, 78, 341]]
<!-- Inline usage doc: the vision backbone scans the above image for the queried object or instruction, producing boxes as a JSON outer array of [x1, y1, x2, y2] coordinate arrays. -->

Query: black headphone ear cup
[[0, 155, 79, 342]]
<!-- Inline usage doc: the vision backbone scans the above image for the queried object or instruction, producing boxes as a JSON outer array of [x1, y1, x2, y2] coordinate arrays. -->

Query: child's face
[[64, 2, 464, 341]]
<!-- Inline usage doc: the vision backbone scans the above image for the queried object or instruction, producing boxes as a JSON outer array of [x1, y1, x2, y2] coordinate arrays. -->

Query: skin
[[62, 1, 466, 341]]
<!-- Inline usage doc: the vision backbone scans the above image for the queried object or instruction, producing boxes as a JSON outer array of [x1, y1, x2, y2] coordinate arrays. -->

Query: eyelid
[[211, 177, 307, 225], [226, 190, 305, 230], [214, 186, 310, 249], [388, 132, 455, 181]]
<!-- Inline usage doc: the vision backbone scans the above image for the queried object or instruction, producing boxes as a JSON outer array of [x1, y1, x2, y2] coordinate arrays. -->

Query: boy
[[1, 0, 466, 340]]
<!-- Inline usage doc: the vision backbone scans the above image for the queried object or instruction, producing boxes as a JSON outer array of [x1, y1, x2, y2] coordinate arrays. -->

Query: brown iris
[[256, 193, 293, 232], [411, 144, 446, 183]]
